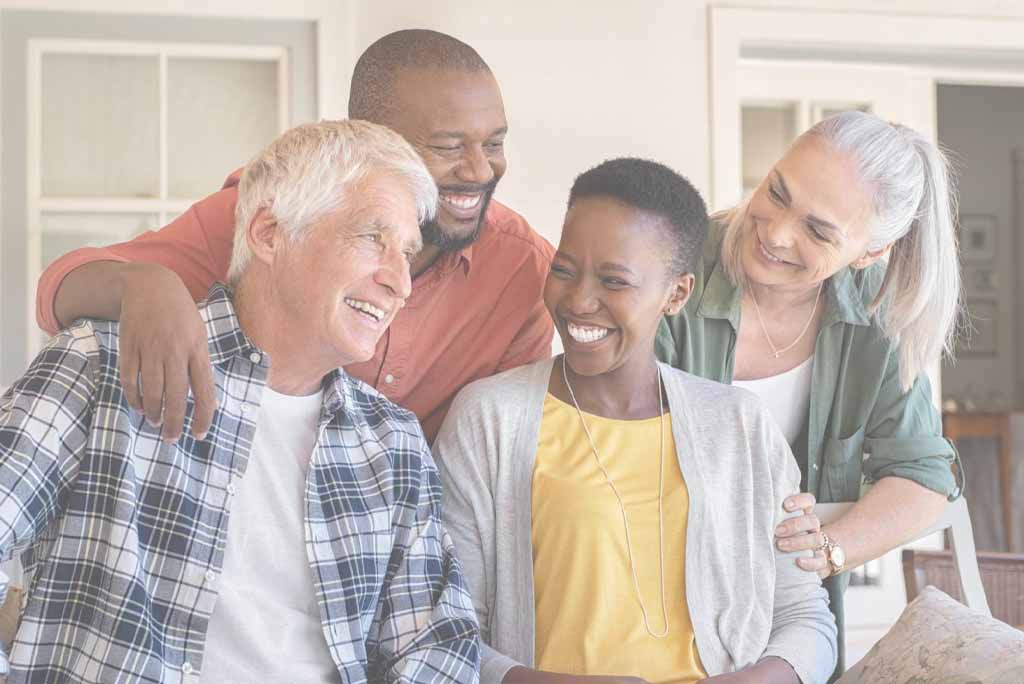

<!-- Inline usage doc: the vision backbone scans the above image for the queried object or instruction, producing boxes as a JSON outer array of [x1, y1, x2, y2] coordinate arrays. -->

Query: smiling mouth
[[344, 297, 388, 323], [566, 321, 612, 344], [757, 235, 795, 266], [439, 192, 483, 212]]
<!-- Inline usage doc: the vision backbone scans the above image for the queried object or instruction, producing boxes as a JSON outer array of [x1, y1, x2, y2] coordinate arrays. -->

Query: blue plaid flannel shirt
[[0, 284, 480, 683]]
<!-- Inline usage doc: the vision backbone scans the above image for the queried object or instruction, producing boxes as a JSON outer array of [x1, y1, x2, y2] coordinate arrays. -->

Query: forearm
[[699, 657, 798, 684], [53, 261, 178, 328], [824, 476, 946, 569]]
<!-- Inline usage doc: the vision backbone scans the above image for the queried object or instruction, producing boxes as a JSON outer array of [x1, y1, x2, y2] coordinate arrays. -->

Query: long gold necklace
[[560, 357, 669, 638], [750, 282, 823, 359]]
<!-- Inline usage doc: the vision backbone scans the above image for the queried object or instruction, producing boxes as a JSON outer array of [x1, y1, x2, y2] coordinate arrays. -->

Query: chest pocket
[[822, 425, 866, 502]]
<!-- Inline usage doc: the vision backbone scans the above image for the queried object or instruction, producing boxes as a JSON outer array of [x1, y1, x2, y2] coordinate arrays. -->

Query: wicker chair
[[902, 548, 1024, 628]]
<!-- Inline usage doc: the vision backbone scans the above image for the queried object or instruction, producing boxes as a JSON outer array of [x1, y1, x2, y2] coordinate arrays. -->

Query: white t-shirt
[[733, 356, 815, 445], [199, 386, 341, 684]]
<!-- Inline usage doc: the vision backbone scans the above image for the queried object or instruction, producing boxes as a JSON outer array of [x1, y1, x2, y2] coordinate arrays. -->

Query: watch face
[[831, 545, 846, 569]]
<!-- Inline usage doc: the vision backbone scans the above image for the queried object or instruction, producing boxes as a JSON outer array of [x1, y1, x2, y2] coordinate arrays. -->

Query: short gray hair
[[720, 111, 962, 391], [227, 119, 437, 284]]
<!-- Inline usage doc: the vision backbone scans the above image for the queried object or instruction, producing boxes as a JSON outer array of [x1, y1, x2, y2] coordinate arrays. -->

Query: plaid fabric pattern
[[0, 284, 479, 684]]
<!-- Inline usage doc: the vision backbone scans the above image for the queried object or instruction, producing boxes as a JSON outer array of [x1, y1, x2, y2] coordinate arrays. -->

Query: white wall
[[350, 1, 710, 246]]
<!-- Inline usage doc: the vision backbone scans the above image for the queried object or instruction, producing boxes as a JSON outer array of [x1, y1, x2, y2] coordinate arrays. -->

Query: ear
[[851, 242, 893, 270], [245, 208, 283, 267], [664, 273, 696, 316]]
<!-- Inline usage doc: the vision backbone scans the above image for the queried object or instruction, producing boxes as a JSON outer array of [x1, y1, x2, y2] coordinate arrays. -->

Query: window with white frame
[[25, 39, 289, 364]]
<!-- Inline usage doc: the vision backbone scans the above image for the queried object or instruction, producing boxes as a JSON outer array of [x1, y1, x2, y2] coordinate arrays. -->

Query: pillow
[[837, 586, 1024, 684]]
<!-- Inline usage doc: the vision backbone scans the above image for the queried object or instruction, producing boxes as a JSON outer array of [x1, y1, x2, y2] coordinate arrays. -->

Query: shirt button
[[226, 483, 237, 496], [384, 374, 395, 385], [205, 570, 216, 583], [181, 663, 194, 675], [240, 404, 251, 413], [249, 352, 261, 364], [812, 464, 819, 470]]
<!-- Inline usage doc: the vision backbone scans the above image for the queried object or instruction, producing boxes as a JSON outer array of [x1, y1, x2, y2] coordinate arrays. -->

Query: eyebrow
[[771, 170, 843, 237], [362, 220, 423, 253], [430, 126, 508, 140], [599, 262, 638, 276]]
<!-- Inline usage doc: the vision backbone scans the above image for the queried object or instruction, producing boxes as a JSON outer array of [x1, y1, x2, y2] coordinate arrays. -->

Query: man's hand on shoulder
[[118, 263, 217, 442]]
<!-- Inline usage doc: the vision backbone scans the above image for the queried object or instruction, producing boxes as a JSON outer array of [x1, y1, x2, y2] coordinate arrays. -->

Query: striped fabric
[[0, 284, 479, 684]]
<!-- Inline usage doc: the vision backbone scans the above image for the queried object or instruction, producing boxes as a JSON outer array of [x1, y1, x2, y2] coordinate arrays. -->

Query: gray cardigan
[[433, 358, 837, 684]]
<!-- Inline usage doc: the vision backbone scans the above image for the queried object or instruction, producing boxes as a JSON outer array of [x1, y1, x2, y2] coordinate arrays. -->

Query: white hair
[[720, 111, 962, 391], [227, 119, 437, 284]]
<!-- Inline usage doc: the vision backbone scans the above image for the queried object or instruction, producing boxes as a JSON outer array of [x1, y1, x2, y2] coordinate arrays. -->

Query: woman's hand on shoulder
[[775, 492, 830, 578]]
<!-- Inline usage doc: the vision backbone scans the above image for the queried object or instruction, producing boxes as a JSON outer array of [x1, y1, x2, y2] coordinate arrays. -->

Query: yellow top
[[531, 393, 706, 684]]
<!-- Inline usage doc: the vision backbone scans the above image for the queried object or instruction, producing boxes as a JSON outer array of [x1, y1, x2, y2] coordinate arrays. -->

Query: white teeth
[[759, 240, 785, 263], [567, 322, 610, 344], [344, 298, 386, 322], [440, 193, 482, 210]]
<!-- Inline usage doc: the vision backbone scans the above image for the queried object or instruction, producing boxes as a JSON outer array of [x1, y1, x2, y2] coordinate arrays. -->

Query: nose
[[564, 279, 600, 316], [376, 249, 412, 303], [760, 213, 798, 249], [455, 145, 495, 185]]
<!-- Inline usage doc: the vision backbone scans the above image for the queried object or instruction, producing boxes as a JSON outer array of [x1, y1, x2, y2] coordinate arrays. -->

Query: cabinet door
[[1, 9, 317, 386]]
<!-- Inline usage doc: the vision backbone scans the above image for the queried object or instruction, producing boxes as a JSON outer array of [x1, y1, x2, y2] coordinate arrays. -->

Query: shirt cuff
[[480, 644, 522, 684], [35, 249, 130, 334]]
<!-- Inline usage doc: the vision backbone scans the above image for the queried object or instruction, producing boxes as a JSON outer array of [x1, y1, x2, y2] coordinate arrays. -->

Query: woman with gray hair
[[655, 110, 962, 674]]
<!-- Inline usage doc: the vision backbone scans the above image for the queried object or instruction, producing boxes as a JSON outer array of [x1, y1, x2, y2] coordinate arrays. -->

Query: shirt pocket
[[822, 426, 866, 502]]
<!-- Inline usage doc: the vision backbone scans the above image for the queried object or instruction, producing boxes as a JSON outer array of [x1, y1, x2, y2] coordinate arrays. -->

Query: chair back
[[816, 497, 991, 616]]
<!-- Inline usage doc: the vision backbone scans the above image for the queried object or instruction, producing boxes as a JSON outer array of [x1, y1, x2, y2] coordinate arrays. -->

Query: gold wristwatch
[[820, 530, 846, 576]]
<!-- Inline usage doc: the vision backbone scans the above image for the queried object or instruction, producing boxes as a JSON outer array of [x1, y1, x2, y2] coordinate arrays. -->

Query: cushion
[[837, 586, 1024, 684]]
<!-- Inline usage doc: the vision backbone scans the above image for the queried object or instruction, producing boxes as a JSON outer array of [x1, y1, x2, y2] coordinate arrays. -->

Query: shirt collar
[[200, 283, 262, 366], [200, 283, 352, 415], [696, 262, 872, 330]]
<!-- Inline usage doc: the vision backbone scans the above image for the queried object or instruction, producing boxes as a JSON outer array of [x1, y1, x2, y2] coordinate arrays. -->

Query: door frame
[[710, 6, 1024, 210]]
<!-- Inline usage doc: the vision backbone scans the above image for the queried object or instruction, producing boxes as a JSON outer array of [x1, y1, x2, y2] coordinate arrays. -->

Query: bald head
[[349, 29, 492, 124]]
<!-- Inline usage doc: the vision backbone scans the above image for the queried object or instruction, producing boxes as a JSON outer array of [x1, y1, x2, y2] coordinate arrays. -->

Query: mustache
[[437, 180, 498, 195]]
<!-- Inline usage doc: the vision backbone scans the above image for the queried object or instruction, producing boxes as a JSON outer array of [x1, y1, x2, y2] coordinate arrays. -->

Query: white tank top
[[733, 356, 814, 445]]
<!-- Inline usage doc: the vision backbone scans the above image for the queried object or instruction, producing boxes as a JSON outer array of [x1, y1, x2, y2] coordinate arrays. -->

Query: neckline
[[733, 354, 814, 384], [544, 392, 669, 425]]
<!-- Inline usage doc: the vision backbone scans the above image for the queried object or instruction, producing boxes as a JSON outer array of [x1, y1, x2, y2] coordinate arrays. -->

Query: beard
[[421, 181, 498, 253]]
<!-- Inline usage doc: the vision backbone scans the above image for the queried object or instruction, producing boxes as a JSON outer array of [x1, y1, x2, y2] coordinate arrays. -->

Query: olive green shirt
[[655, 230, 960, 504], [654, 230, 962, 678]]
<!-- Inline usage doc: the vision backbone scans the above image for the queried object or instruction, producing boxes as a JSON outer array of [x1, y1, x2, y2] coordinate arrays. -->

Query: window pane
[[167, 57, 279, 199], [741, 104, 797, 197], [815, 104, 871, 123], [41, 54, 160, 198], [40, 213, 158, 267]]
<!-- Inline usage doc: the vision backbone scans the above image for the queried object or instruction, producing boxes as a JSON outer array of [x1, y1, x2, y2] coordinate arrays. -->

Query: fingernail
[[774, 524, 785, 535], [196, 432, 207, 441], [785, 501, 795, 510]]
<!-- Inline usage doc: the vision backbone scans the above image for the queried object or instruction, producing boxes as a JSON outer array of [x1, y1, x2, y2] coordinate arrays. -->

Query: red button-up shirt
[[36, 171, 555, 442]]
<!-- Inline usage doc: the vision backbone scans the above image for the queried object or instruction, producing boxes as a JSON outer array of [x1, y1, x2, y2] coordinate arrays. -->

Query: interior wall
[[937, 84, 1024, 411], [349, 1, 711, 248]]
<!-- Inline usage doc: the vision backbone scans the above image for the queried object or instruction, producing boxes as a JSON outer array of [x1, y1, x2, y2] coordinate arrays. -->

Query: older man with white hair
[[0, 120, 479, 684]]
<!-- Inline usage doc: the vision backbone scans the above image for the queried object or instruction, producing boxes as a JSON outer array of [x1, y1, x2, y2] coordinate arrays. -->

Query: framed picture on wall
[[967, 266, 998, 293], [961, 298, 998, 358], [959, 214, 997, 262]]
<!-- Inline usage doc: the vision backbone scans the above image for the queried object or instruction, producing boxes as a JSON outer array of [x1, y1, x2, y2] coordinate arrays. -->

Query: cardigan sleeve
[[433, 384, 524, 684], [758, 412, 839, 684]]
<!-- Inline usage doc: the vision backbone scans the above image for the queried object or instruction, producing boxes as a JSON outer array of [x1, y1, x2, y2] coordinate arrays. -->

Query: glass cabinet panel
[[41, 54, 160, 198], [167, 57, 279, 199], [741, 104, 797, 196]]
